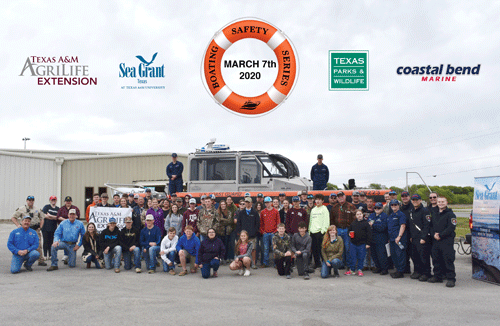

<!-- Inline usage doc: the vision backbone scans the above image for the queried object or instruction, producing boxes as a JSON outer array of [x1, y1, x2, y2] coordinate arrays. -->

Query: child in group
[[347, 209, 372, 276], [229, 230, 253, 276], [273, 223, 293, 279]]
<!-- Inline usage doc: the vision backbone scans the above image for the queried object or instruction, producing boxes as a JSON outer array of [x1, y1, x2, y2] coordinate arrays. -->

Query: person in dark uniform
[[387, 200, 407, 278], [428, 196, 457, 287], [310, 154, 329, 190], [408, 194, 432, 282], [400, 191, 413, 274], [368, 202, 389, 275], [166, 153, 184, 195]]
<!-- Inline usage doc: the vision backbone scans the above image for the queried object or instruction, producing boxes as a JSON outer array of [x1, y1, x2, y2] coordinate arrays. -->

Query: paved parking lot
[[0, 223, 498, 325]]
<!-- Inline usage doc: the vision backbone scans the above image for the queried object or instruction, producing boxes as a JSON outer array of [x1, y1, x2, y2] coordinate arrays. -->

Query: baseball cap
[[244, 197, 252, 203], [337, 191, 345, 196], [390, 199, 399, 206], [124, 217, 133, 223], [145, 189, 152, 193], [145, 214, 154, 221], [128, 193, 134, 197], [101, 193, 109, 198], [411, 194, 422, 200], [317, 154, 323, 159], [26, 196, 35, 200], [300, 190, 308, 196], [68, 209, 77, 215], [307, 194, 314, 199], [264, 196, 272, 203], [374, 202, 383, 209], [201, 195, 207, 200], [210, 194, 216, 199], [109, 217, 117, 223], [49, 196, 57, 201], [171, 193, 177, 197], [244, 192, 251, 197], [176, 198, 183, 202], [189, 198, 196, 204], [257, 193, 264, 198], [389, 190, 397, 195], [329, 193, 337, 198], [401, 191, 410, 197], [22, 215, 32, 220], [279, 193, 286, 196], [134, 194, 140, 199], [352, 191, 360, 196], [292, 196, 300, 202], [172, 153, 177, 157], [65, 196, 72, 202], [359, 191, 366, 196]]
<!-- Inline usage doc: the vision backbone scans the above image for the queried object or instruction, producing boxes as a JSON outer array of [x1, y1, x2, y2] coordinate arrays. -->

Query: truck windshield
[[258, 155, 287, 177], [190, 157, 236, 181]]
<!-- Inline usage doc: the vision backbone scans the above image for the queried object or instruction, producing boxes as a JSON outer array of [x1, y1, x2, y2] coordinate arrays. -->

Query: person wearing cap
[[175, 197, 187, 215], [259, 196, 280, 268], [182, 198, 200, 236], [310, 154, 329, 191], [99, 217, 122, 272], [42, 196, 59, 261], [236, 197, 260, 268], [387, 199, 407, 279], [48, 208, 85, 271], [278, 193, 287, 210], [286, 196, 309, 236], [120, 216, 142, 273], [384, 191, 399, 216], [368, 202, 389, 275], [167, 153, 184, 195], [197, 197, 219, 242], [351, 191, 367, 212], [330, 191, 357, 270], [86, 193, 100, 223], [7, 215, 40, 273], [305, 194, 315, 216], [128, 193, 136, 208], [253, 193, 264, 210], [428, 196, 457, 287], [140, 214, 162, 273], [11, 196, 46, 266], [309, 194, 330, 269], [299, 190, 308, 209], [408, 194, 432, 281], [97, 193, 113, 207], [56, 196, 81, 223], [359, 191, 367, 204], [326, 193, 338, 213], [400, 191, 413, 274]]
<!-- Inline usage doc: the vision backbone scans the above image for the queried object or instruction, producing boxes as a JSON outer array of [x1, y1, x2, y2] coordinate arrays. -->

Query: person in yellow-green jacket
[[308, 194, 330, 269]]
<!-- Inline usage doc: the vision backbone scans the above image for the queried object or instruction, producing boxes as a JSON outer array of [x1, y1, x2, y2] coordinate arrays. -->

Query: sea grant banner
[[472, 176, 500, 284]]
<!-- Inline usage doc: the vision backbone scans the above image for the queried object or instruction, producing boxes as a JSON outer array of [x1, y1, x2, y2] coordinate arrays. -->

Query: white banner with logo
[[88, 207, 132, 232]]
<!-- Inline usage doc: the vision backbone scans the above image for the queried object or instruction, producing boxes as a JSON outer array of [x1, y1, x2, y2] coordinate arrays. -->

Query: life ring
[[203, 18, 298, 116]]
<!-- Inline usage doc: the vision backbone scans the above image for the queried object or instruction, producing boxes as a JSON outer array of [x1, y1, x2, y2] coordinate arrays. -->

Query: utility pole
[[22, 137, 30, 150]]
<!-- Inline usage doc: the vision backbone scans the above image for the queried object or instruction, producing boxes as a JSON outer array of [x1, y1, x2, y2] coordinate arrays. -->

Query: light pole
[[406, 172, 433, 193], [22, 137, 30, 150]]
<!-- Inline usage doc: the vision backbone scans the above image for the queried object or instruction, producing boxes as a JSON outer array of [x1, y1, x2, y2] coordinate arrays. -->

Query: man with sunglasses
[[11, 195, 46, 266], [428, 192, 439, 217]]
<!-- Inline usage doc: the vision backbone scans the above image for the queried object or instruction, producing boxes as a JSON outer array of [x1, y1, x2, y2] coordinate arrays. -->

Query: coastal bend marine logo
[[202, 18, 299, 117], [396, 64, 481, 82]]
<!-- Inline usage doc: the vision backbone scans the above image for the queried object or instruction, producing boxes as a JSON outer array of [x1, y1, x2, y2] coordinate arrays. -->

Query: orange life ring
[[203, 18, 298, 116]]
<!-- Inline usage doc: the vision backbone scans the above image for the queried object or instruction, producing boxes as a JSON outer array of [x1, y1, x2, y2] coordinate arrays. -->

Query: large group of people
[[7, 187, 458, 287]]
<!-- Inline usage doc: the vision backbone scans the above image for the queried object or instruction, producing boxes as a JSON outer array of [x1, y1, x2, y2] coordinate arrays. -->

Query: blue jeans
[[337, 228, 350, 269], [104, 246, 122, 269], [201, 258, 220, 278], [261, 233, 274, 266], [321, 258, 342, 278], [11, 251, 40, 274], [162, 252, 176, 272], [84, 255, 101, 268], [123, 247, 141, 270], [349, 243, 367, 272], [51, 242, 77, 267], [142, 246, 160, 270]]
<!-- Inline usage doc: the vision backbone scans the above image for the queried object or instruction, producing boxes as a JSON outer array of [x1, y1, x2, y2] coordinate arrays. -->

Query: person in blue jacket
[[310, 154, 329, 190], [368, 202, 389, 275], [140, 214, 162, 274], [387, 200, 407, 279], [176, 225, 201, 276], [166, 153, 184, 195], [7, 215, 40, 273]]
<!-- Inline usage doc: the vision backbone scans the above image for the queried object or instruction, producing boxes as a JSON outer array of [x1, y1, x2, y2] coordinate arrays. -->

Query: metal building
[[0, 149, 187, 220]]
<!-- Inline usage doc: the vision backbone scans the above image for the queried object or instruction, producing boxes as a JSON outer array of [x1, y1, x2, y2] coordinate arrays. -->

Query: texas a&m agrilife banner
[[88, 207, 132, 232]]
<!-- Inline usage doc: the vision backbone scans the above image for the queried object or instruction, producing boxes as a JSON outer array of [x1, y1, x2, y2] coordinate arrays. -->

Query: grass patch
[[455, 217, 470, 238]]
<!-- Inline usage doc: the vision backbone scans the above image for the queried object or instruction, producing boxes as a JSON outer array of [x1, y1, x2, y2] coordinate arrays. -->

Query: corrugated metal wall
[[61, 154, 187, 211], [0, 153, 57, 220]]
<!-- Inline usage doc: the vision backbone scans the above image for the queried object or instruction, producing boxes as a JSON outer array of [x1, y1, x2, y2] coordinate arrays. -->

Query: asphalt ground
[[1, 223, 498, 326]]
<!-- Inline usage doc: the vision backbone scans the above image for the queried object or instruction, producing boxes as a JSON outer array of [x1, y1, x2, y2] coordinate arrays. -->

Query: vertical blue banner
[[472, 176, 500, 284]]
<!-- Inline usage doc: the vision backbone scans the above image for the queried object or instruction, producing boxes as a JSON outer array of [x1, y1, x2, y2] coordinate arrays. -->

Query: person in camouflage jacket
[[197, 197, 219, 242], [272, 223, 293, 277]]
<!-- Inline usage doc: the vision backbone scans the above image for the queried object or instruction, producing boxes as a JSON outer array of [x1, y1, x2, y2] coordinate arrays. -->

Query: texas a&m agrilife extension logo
[[119, 52, 165, 89], [396, 64, 481, 82], [19, 56, 97, 85]]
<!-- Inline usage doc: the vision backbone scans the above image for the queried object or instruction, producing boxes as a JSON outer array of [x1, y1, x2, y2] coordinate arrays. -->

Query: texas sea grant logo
[[396, 64, 480, 82], [119, 52, 165, 89], [19, 56, 97, 85], [475, 182, 498, 200]]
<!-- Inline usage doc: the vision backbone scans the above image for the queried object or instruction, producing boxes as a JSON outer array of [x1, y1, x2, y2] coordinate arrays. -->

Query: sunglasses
[[429, 196, 437, 199], [27, 196, 34, 200]]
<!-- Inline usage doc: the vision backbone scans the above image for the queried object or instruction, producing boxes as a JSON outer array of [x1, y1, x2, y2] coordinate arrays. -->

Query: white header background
[[1, 0, 499, 188]]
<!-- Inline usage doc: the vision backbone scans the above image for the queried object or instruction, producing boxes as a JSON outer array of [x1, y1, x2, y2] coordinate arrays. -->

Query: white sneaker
[[243, 269, 251, 277], [238, 269, 245, 276]]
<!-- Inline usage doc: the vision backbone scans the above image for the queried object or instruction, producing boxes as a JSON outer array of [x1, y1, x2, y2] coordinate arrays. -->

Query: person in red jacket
[[260, 197, 280, 267]]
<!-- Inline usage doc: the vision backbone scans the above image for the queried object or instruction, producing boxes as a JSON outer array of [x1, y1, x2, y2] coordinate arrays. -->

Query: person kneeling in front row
[[7, 215, 40, 273], [229, 230, 253, 276], [100, 217, 122, 273], [140, 214, 162, 274], [160, 227, 178, 275], [176, 225, 201, 276], [291, 221, 312, 280], [273, 223, 293, 279], [197, 228, 225, 278], [48, 209, 85, 271], [321, 225, 343, 278], [82, 222, 101, 269], [120, 216, 141, 273]]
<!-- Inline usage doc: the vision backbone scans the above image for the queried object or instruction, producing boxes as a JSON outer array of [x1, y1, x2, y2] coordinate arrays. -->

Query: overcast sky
[[1, 0, 499, 189]]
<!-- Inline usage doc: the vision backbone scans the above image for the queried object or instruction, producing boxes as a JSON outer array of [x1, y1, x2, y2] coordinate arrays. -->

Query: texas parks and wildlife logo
[[119, 52, 166, 89]]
